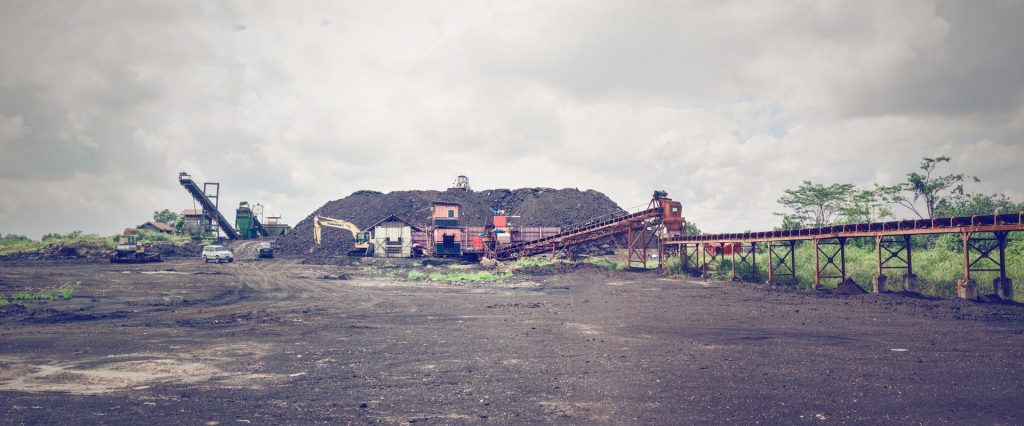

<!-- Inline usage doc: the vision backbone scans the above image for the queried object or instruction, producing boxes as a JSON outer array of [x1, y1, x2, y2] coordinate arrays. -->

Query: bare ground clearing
[[2, 255, 1023, 424]]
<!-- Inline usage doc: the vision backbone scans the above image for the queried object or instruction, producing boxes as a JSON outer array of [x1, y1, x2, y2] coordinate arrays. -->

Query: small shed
[[367, 215, 423, 258], [137, 221, 174, 234], [181, 209, 210, 234]]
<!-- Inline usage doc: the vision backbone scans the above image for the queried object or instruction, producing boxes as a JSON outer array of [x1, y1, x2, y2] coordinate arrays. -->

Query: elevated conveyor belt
[[252, 217, 269, 237], [665, 212, 1024, 244], [179, 173, 240, 240], [495, 206, 664, 261]]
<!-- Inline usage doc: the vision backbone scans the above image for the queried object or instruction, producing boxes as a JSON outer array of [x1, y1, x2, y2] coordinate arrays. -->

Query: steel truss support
[[731, 243, 759, 282], [873, 235, 914, 292], [679, 243, 701, 275], [626, 227, 658, 270], [813, 237, 847, 289], [767, 240, 797, 285], [958, 231, 1013, 300], [701, 243, 725, 277]]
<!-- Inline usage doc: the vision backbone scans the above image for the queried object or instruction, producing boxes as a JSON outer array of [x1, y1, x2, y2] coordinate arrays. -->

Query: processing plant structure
[[178, 171, 289, 240]]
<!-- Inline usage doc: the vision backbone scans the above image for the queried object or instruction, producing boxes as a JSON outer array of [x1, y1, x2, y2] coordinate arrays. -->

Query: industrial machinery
[[109, 229, 162, 263], [236, 201, 269, 239], [313, 216, 372, 256], [178, 172, 240, 240], [449, 175, 471, 191], [492, 191, 684, 269]]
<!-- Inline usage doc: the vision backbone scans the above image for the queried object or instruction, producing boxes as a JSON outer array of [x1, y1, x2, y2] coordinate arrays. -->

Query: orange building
[[431, 201, 462, 255]]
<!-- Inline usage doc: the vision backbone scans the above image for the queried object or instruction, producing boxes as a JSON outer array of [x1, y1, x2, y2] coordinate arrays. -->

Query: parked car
[[258, 242, 274, 259], [201, 245, 234, 263]]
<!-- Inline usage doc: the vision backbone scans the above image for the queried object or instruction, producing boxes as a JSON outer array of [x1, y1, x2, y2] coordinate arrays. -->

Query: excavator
[[313, 216, 372, 256], [109, 229, 162, 263]]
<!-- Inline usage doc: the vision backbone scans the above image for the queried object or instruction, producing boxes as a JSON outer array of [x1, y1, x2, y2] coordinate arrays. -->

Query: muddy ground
[[2, 246, 1024, 424]]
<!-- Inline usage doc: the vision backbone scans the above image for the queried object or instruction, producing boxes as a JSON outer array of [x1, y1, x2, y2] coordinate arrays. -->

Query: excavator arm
[[313, 216, 369, 246]]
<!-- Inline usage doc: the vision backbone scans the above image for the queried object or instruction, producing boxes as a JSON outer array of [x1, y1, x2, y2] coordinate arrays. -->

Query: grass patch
[[408, 270, 512, 282], [34, 290, 55, 301], [0, 296, 8, 307], [584, 257, 624, 271], [10, 291, 54, 302], [515, 258, 556, 268], [3, 285, 77, 303]]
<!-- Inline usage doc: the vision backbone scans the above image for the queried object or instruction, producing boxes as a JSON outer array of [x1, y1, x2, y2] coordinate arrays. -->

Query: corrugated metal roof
[[139, 221, 175, 232], [181, 209, 203, 216], [367, 215, 424, 232]]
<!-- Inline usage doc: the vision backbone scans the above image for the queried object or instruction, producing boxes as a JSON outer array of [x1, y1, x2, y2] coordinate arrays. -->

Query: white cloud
[[0, 0, 1022, 238], [0, 114, 26, 141]]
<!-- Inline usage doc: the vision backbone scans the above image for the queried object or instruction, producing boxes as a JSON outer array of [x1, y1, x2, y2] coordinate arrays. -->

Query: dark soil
[[2, 258, 1024, 424], [275, 188, 624, 256]]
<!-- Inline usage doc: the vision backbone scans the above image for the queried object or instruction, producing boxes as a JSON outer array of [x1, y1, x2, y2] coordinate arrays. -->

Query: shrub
[[662, 255, 684, 275], [34, 290, 55, 301], [60, 285, 76, 300], [408, 270, 513, 282]]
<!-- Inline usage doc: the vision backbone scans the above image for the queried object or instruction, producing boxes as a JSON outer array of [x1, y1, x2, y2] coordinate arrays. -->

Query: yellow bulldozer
[[109, 229, 162, 263]]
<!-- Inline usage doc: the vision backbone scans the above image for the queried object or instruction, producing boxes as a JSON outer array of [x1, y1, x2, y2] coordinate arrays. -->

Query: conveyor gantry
[[178, 172, 240, 240], [494, 195, 684, 267]]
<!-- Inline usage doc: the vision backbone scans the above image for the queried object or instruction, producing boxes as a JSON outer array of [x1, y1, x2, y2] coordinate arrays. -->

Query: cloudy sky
[[1, 0, 1023, 238]]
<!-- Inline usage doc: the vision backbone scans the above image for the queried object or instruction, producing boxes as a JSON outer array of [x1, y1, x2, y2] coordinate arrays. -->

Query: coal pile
[[276, 188, 625, 256]]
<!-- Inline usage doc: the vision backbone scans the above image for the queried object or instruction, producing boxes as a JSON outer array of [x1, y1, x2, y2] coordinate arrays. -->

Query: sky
[[1, 0, 1023, 239]]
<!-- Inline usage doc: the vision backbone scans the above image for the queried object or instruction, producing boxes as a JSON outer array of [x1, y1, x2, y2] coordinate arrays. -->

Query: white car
[[201, 245, 234, 263]]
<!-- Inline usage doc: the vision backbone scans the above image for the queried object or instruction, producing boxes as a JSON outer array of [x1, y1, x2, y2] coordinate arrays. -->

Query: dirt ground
[[2, 245, 1024, 424]]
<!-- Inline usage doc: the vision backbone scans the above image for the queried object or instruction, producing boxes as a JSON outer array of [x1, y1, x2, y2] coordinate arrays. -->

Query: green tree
[[0, 233, 32, 246], [938, 192, 1023, 217], [775, 181, 855, 228], [878, 156, 973, 219], [777, 214, 805, 231], [153, 209, 180, 225], [841, 189, 893, 224]]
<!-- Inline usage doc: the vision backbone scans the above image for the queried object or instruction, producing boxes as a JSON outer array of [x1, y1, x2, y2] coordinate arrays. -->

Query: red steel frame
[[662, 213, 1023, 297]]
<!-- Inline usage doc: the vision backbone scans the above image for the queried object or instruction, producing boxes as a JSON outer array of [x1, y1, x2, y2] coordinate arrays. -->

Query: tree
[[878, 156, 973, 219], [685, 222, 702, 236], [938, 192, 1023, 217], [153, 209, 180, 225], [775, 181, 855, 228], [841, 189, 893, 224]]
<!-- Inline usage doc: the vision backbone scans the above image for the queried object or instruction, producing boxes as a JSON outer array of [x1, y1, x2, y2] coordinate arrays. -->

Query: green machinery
[[235, 201, 269, 239]]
